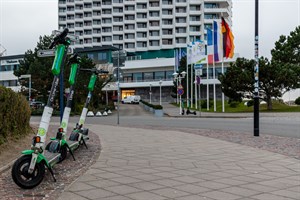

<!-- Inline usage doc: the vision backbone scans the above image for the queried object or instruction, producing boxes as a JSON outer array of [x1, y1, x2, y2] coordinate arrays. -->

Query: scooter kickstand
[[47, 167, 57, 182], [67, 146, 76, 161], [82, 139, 88, 149]]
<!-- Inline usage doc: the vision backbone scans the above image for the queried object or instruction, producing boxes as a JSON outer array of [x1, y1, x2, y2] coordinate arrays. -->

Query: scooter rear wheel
[[11, 155, 45, 189], [59, 145, 68, 162]]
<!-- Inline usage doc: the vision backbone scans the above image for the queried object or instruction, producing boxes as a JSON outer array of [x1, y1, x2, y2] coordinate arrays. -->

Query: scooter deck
[[68, 140, 79, 149], [44, 151, 61, 166]]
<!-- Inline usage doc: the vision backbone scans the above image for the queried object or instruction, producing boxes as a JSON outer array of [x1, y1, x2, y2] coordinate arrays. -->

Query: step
[[68, 140, 79, 149], [44, 151, 61, 166]]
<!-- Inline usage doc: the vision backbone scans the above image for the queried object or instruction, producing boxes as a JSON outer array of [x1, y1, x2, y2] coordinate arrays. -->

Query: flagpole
[[212, 22, 216, 112], [207, 63, 209, 111], [186, 44, 189, 111], [221, 59, 225, 112], [191, 63, 194, 109], [195, 79, 197, 109], [199, 83, 201, 116]]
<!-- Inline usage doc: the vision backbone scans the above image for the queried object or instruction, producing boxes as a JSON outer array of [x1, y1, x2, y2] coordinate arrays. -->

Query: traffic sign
[[177, 84, 183, 89], [177, 88, 184, 96]]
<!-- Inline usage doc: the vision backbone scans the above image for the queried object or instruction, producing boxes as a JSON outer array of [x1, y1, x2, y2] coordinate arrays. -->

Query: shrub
[[152, 105, 163, 110], [229, 101, 240, 108], [247, 100, 254, 107], [201, 99, 213, 109], [0, 86, 31, 145], [295, 97, 300, 105]]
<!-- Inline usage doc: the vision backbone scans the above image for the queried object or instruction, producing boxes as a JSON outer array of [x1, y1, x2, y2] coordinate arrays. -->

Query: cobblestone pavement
[[59, 125, 300, 200], [0, 125, 101, 200]]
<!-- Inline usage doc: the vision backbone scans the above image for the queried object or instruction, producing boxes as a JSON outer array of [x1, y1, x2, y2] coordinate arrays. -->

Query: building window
[[162, 0, 172, 5], [190, 26, 200, 32], [113, 17, 123, 22], [113, 7, 123, 13], [176, 7, 186, 13], [125, 15, 135, 20], [149, 21, 159, 26], [155, 71, 165, 80], [125, 24, 135, 30], [144, 72, 153, 81], [149, 11, 160, 17], [113, 35, 123, 40], [113, 26, 123, 31], [102, 18, 112, 24], [149, 40, 159, 46], [149, 31, 159, 36], [190, 5, 201, 11], [102, 27, 112, 32], [137, 42, 147, 47], [125, 5, 135, 11], [162, 9, 172, 15], [137, 3, 146, 9], [137, 23, 147, 28], [176, 37, 186, 43], [190, 15, 200, 21], [162, 29, 172, 35], [137, 13, 147, 18], [166, 71, 174, 80], [102, 36, 112, 41], [176, 17, 186, 23], [98, 52, 107, 60], [162, 39, 172, 45], [162, 19, 172, 25], [125, 43, 135, 48], [137, 32, 147, 38], [133, 73, 142, 81], [176, 27, 186, 33]]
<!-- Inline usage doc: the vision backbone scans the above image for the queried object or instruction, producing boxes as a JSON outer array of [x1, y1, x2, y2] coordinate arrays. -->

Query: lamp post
[[112, 50, 126, 125], [159, 80, 162, 105], [173, 71, 186, 115], [19, 74, 31, 102], [106, 84, 110, 106], [149, 83, 152, 104]]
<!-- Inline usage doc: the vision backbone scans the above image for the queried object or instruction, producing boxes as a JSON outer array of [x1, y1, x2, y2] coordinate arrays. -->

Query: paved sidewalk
[[59, 125, 300, 200]]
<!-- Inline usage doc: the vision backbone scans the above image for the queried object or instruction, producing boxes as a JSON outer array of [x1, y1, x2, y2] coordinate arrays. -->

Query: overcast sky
[[0, 0, 299, 59]]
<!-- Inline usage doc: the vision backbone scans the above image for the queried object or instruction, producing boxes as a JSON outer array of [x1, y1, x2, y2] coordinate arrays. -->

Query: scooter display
[[11, 28, 75, 189]]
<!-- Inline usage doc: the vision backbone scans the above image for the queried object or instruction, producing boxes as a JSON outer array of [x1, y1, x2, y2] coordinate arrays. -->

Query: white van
[[121, 95, 141, 104]]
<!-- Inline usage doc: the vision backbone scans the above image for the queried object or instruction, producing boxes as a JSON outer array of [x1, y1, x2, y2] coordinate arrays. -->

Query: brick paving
[[0, 125, 101, 200], [59, 125, 300, 200]]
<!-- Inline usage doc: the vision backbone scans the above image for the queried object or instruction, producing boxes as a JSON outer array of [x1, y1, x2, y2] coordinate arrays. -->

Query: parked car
[[121, 95, 141, 104], [30, 101, 45, 109]]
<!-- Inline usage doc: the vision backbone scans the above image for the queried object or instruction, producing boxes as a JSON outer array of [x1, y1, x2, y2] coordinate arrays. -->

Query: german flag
[[221, 17, 235, 58]]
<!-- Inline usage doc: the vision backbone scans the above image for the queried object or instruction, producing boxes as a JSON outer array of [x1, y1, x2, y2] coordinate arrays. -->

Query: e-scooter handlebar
[[49, 28, 69, 49]]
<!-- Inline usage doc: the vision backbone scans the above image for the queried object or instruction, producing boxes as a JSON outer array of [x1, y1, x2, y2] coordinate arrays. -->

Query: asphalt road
[[30, 104, 300, 138]]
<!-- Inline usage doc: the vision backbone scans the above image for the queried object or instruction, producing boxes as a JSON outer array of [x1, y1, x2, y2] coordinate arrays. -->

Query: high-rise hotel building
[[58, 0, 232, 52]]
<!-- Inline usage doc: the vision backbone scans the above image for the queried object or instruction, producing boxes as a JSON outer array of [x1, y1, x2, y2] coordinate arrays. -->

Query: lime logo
[[38, 128, 46, 136], [79, 119, 84, 124], [61, 121, 67, 128]]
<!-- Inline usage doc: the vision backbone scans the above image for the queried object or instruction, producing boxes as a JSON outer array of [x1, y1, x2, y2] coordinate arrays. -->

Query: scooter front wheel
[[11, 155, 45, 189]]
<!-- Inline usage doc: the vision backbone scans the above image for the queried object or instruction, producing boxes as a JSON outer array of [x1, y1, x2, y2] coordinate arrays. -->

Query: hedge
[[0, 86, 31, 145]]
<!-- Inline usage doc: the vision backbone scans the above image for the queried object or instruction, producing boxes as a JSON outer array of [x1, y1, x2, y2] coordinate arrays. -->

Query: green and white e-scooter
[[68, 68, 108, 148], [45, 53, 81, 161], [11, 28, 74, 189]]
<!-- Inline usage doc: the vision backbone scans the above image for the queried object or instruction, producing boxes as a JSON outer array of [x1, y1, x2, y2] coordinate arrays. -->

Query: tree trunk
[[267, 96, 273, 110]]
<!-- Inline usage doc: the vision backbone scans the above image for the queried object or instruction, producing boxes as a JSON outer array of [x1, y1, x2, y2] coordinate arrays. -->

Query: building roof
[[0, 54, 25, 60]]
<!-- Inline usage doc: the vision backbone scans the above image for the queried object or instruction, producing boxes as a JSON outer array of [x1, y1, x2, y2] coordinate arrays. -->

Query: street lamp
[[173, 71, 186, 115], [19, 74, 31, 102], [149, 83, 152, 104], [112, 50, 126, 125], [106, 84, 110, 106], [159, 80, 162, 105]]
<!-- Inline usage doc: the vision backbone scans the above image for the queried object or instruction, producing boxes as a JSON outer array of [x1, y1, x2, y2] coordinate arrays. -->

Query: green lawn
[[171, 101, 300, 113]]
